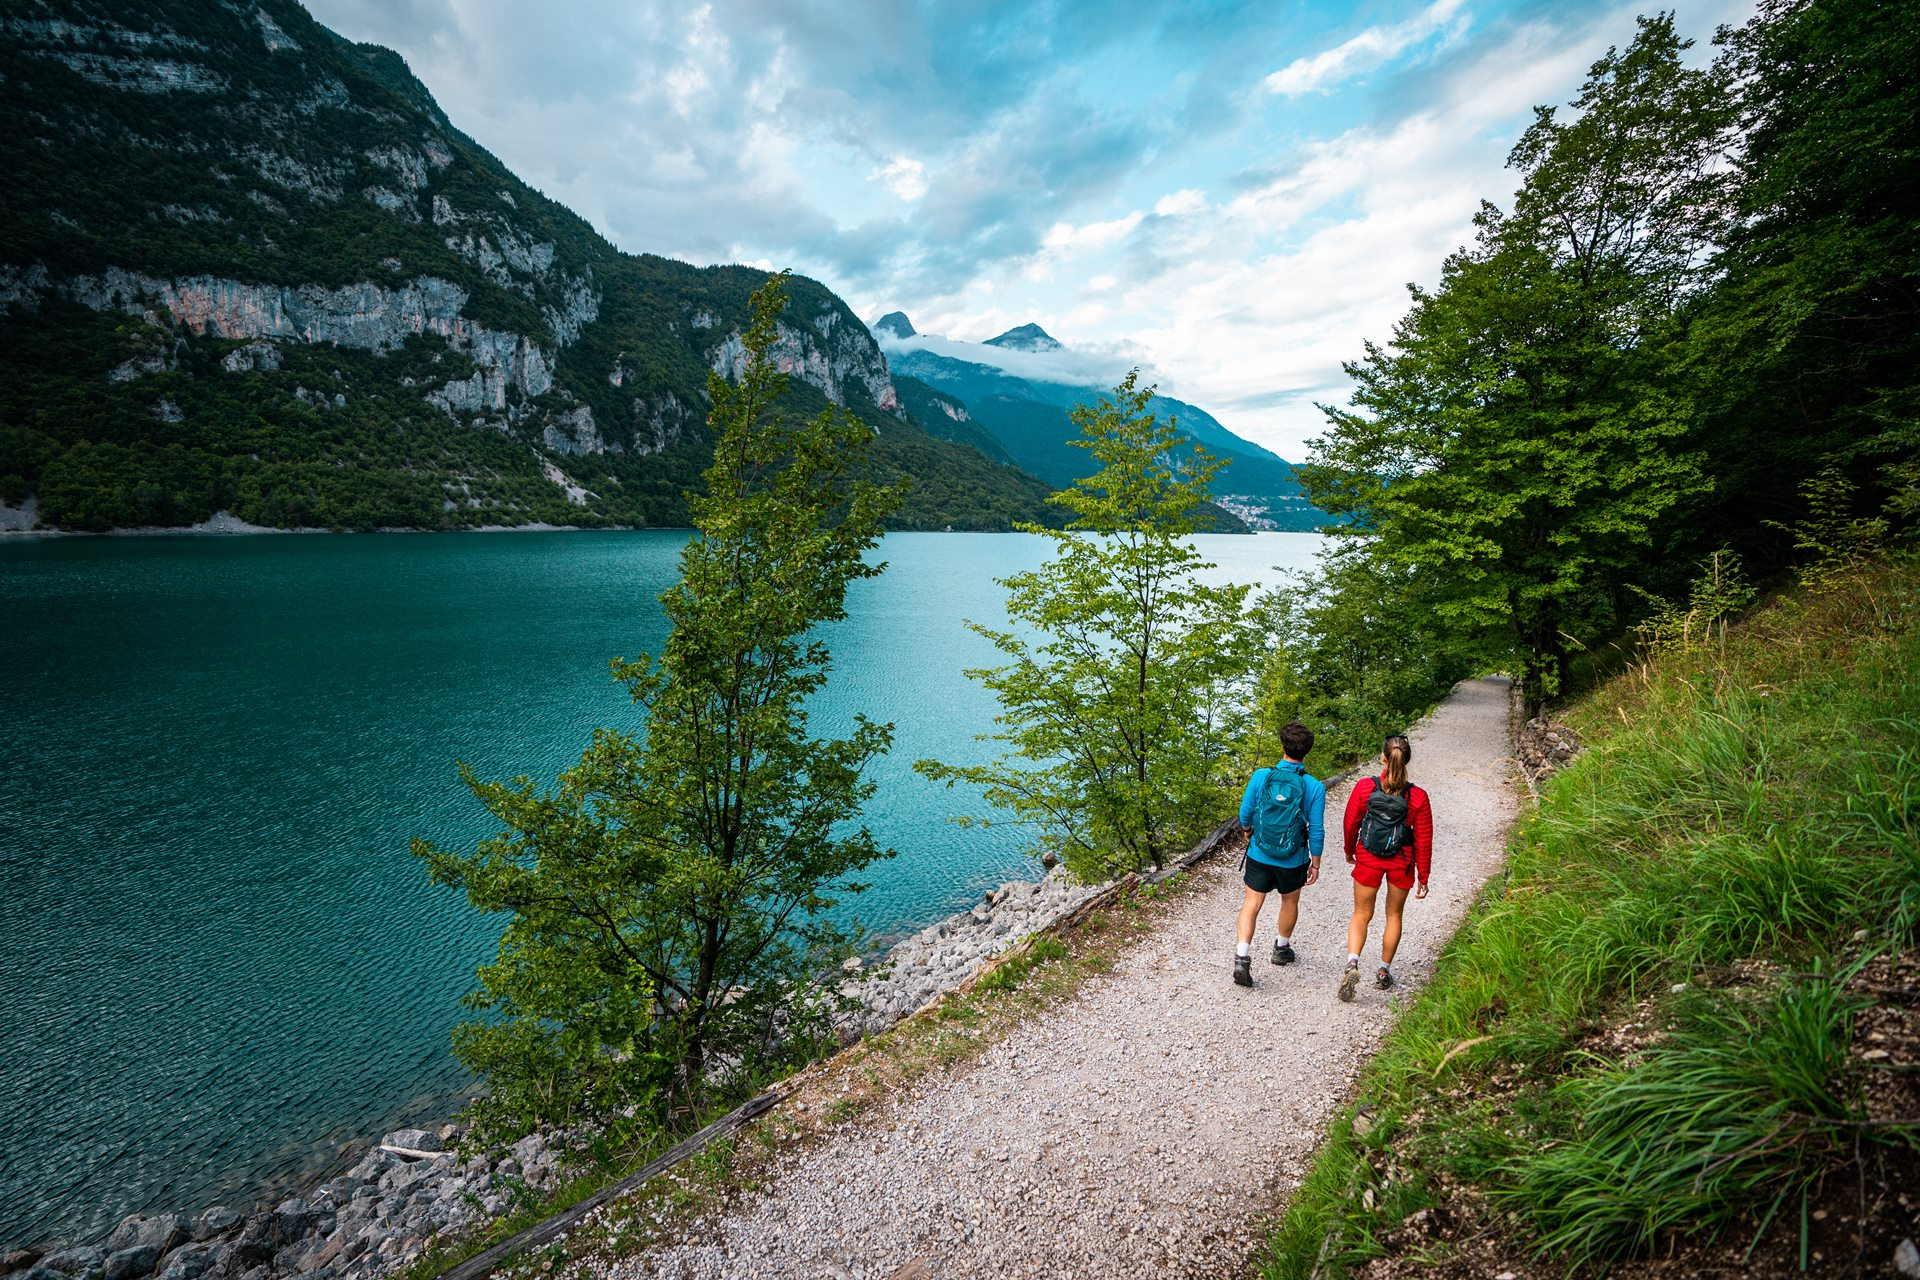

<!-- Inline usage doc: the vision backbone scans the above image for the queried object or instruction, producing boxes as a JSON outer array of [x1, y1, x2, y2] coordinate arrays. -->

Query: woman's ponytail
[[1382, 734, 1411, 794]]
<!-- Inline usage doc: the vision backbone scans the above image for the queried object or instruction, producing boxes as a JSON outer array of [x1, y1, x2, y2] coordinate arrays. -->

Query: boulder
[[186, 1209, 238, 1247], [17, 1269, 65, 1280], [101, 1246, 159, 1280], [2, 1250, 44, 1275], [107, 1218, 186, 1258], [153, 1246, 210, 1280], [35, 1250, 102, 1277]]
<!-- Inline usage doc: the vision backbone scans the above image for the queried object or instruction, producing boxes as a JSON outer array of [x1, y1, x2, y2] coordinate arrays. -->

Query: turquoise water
[[0, 530, 1320, 1246]]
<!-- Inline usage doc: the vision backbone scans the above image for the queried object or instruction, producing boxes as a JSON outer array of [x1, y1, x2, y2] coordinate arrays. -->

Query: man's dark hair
[[1280, 720, 1315, 760]]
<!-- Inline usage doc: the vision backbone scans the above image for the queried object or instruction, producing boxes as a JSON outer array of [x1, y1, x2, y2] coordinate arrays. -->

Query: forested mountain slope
[[0, 1, 1055, 531]]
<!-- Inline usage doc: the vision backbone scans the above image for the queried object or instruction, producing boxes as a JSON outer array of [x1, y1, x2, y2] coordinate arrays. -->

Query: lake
[[0, 529, 1321, 1246]]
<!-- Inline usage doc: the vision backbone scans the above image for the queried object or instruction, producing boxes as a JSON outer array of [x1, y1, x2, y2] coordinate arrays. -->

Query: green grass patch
[[1263, 552, 1920, 1277]]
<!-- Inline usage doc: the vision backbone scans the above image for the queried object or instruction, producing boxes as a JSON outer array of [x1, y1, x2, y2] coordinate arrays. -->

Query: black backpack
[[1356, 778, 1412, 857]]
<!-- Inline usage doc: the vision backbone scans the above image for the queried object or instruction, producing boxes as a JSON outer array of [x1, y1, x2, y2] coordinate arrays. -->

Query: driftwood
[[887, 1257, 935, 1279], [434, 1088, 784, 1280], [378, 1145, 451, 1162]]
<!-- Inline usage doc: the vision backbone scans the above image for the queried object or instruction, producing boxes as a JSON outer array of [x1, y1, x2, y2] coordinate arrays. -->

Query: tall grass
[[1263, 552, 1920, 1277]]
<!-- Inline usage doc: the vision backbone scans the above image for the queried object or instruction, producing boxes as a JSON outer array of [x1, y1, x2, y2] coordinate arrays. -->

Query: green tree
[[1304, 15, 1731, 714], [1681, 0, 1920, 545], [917, 373, 1257, 879], [414, 273, 898, 1136]]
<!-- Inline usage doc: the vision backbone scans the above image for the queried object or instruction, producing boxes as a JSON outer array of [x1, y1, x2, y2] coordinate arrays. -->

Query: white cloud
[[1040, 211, 1144, 254], [1153, 188, 1207, 217], [872, 157, 928, 201], [1264, 0, 1468, 96]]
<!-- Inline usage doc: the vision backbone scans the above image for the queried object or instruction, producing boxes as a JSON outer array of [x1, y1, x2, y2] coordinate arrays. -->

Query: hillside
[[878, 317, 1322, 530], [0, 1, 1055, 532], [1266, 553, 1920, 1278]]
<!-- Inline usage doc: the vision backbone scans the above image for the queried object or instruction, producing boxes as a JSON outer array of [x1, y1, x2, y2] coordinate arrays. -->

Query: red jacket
[[1344, 776, 1434, 884]]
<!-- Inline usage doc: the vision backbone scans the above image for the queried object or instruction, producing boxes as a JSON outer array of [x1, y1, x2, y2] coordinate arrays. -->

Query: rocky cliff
[[0, 1, 1052, 531]]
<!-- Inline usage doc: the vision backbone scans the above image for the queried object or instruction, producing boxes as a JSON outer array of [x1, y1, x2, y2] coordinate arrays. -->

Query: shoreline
[[0, 862, 1102, 1280]]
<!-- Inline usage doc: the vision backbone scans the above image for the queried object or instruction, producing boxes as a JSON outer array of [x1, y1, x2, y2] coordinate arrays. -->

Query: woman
[[1338, 733, 1433, 1002]]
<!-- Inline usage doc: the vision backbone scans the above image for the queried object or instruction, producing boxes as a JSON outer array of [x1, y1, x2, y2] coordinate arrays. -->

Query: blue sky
[[306, 0, 1756, 459]]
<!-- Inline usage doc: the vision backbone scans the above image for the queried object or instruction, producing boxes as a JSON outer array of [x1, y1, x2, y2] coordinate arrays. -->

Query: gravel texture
[[605, 677, 1519, 1280]]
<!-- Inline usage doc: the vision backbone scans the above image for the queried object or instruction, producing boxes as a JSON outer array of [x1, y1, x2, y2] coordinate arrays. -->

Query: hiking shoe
[[1337, 961, 1360, 1003], [1375, 966, 1395, 990], [1272, 941, 1296, 966], [1233, 955, 1253, 987]]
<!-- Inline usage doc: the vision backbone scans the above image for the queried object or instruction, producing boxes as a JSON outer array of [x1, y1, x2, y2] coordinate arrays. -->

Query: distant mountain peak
[[984, 323, 1061, 353], [874, 311, 916, 339]]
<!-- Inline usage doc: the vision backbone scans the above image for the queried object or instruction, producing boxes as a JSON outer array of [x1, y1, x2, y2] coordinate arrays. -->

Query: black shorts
[[1243, 857, 1309, 895]]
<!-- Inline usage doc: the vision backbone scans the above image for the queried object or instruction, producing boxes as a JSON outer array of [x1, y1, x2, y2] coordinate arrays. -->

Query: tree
[[917, 373, 1257, 879], [1681, 0, 1920, 547], [414, 273, 899, 1137], [1304, 15, 1732, 714]]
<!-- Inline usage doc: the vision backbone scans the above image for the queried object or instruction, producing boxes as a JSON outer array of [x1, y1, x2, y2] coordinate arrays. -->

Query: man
[[1233, 720, 1327, 987]]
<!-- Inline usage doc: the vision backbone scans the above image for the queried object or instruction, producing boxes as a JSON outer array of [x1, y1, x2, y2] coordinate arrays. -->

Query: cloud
[[871, 157, 928, 201], [1264, 0, 1469, 96], [303, 0, 1763, 460]]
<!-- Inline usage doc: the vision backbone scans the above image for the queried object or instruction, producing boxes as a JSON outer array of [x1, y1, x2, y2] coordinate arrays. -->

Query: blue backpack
[[1251, 765, 1310, 864]]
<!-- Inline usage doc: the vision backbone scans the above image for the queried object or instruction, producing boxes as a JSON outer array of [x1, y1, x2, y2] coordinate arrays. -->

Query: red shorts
[[1352, 849, 1416, 890]]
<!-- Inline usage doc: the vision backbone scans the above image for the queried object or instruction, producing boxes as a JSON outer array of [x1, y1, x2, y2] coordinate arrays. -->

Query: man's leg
[[1275, 888, 1302, 940], [1237, 887, 1267, 947]]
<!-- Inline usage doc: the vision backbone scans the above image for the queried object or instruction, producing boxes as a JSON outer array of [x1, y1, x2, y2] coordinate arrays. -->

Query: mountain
[[983, 323, 1061, 353], [875, 316, 1320, 530], [892, 375, 1019, 468], [0, 3, 1055, 532]]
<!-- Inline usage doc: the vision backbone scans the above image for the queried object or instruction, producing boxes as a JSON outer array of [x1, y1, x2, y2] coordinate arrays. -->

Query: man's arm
[[1238, 770, 1263, 829]]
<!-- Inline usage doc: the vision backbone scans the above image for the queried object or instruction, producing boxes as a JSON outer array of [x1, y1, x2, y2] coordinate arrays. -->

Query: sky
[[304, 0, 1758, 461]]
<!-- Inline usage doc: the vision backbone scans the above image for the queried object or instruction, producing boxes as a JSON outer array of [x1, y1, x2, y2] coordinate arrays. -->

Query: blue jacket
[[1239, 761, 1327, 868]]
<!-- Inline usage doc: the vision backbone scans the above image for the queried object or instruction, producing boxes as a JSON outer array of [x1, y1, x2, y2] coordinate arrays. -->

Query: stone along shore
[[2, 868, 1099, 1280]]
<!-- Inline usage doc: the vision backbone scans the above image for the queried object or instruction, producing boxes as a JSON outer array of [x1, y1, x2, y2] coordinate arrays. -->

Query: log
[[378, 1145, 450, 1161]]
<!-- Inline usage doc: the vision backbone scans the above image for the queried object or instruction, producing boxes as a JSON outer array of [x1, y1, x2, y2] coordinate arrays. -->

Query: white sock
[[1274, 935, 1291, 948], [1380, 961, 1392, 973], [1348, 953, 1361, 965], [1236, 942, 1250, 958]]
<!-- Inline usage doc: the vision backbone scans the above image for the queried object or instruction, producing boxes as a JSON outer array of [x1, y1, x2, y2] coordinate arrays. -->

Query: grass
[[1262, 551, 1920, 1277]]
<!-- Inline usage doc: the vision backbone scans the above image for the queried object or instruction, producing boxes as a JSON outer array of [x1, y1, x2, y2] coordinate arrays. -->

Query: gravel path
[[609, 677, 1518, 1280]]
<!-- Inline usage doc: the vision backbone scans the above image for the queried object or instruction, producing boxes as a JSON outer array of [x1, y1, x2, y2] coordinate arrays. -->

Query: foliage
[[1238, 540, 1476, 773], [1263, 551, 1920, 1277], [1302, 14, 1734, 715], [1767, 463, 1890, 593], [414, 275, 898, 1138], [917, 373, 1258, 878], [1627, 548, 1755, 658]]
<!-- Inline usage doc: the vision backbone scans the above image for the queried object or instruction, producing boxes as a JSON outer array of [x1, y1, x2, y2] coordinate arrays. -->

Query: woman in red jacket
[[1339, 733, 1433, 1002]]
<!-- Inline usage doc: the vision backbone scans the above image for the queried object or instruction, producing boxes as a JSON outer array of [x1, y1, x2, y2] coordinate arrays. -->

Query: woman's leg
[[1380, 881, 1412, 964], [1347, 879, 1379, 957]]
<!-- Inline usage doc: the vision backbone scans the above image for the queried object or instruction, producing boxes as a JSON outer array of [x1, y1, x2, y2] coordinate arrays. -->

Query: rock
[[35, 1251, 102, 1277], [107, 1217, 187, 1258], [380, 1128, 440, 1154], [190, 1209, 240, 1243], [101, 1247, 160, 1280], [1896, 1238, 1920, 1279], [841, 956, 864, 974], [271, 1199, 323, 1242], [2, 1250, 44, 1275], [16, 1269, 64, 1280], [153, 1246, 210, 1280], [1040, 851, 1059, 869]]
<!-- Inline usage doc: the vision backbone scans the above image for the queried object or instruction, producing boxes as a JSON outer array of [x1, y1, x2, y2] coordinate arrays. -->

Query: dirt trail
[[609, 677, 1519, 1280]]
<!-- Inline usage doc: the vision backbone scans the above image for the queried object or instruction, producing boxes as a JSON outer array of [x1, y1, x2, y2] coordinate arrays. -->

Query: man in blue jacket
[[1234, 720, 1327, 986]]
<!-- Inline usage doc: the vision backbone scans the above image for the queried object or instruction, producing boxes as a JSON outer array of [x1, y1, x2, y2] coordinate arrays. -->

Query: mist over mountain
[[874, 315, 1319, 530]]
